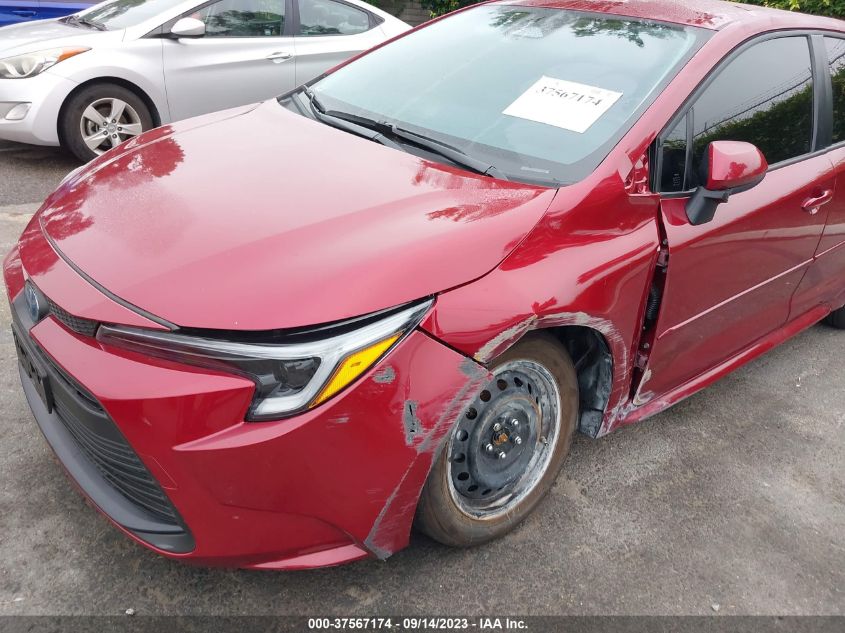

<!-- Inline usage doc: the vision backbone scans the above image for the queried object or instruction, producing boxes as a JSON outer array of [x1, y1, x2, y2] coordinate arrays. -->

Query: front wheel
[[416, 332, 578, 547], [60, 83, 153, 162]]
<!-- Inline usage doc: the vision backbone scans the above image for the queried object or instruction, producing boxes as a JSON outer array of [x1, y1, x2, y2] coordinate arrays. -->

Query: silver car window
[[196, 0, 285, 37], [299, 0, 369, 37]]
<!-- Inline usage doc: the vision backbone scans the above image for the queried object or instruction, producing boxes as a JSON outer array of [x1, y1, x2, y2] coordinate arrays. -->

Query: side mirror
[[170, 17, 206, 38], [686, 141, 768, 226]]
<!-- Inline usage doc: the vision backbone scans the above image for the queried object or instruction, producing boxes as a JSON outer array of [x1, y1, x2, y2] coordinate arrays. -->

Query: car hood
[[36, 101, 557, 331], [0, 19, 118, 56]]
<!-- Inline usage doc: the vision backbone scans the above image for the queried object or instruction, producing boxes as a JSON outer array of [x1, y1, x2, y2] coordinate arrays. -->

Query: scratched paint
[[373, 366, 396, 384], [403, 400, 423, 446], [365, 364, 492, 557]]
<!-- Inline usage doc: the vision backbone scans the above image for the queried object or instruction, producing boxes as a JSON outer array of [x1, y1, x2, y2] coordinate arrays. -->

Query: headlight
[[0, 47, 90, 79], [96, 300, 433, 421]]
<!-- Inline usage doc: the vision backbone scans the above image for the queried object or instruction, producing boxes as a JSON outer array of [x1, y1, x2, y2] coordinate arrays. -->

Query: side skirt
[[613, 304, 831, 429]]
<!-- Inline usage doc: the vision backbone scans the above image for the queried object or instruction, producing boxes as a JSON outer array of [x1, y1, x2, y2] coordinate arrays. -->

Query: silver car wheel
[[79, 98, 144, 155]]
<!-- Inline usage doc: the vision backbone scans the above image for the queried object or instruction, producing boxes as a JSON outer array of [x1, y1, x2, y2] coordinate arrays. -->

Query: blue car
[[0, 0, 95, 27]]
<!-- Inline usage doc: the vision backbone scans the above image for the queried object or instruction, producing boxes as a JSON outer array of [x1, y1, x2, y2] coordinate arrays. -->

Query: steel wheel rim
[[447, 359, 561, 520], [79, 98, 143, 155]]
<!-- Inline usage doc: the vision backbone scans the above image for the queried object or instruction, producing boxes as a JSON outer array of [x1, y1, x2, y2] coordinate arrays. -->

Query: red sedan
[[5, 0, 845, 569]]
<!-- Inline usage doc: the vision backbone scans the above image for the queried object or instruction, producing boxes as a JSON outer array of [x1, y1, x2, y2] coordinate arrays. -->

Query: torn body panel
[[422, 173, 662, 437]]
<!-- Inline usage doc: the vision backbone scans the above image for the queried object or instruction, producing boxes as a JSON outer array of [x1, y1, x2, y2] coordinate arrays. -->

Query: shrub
[[418, 0, 845, 19], [740, 0, 844, 18]]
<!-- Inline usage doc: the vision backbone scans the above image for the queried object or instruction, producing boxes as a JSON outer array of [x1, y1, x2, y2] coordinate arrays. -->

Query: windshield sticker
[[503, 77, 623, 134]]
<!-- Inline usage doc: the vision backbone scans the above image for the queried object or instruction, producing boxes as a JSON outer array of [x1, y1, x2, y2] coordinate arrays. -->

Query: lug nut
[[513, 436, 522, 445], [485, 443, 494, 453], [498, 452, 507, 460], [511, 418, 520, 426], [492, 422, 502, 432]]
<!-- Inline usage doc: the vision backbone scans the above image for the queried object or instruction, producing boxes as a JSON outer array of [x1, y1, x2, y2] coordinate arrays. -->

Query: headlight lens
[[0, 47, 90, 79], [96, 300, 433, 420]]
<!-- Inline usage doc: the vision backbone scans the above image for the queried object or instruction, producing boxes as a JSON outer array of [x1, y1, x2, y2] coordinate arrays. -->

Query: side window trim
[[655, 30, 825, 196], [682, 109, 693, 192], [810, 34, 833, 151], [822, 34, 845, 149], [292, 0, 380, 37]]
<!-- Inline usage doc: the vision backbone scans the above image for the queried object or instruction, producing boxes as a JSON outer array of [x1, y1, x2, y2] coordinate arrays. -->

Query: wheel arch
[[57, 77, 162, 145], [546, 325, 614, 438], [480, 324, 615, 439], [423, 307, 629, 439]]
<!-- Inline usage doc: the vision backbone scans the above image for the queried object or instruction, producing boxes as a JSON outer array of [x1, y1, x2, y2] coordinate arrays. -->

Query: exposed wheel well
[[547, 326, 613, 438], [57, 77, 162, 144]]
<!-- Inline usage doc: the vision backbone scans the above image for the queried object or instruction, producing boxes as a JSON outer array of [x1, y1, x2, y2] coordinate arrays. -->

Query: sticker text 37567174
[[503, 76, 623, 134]]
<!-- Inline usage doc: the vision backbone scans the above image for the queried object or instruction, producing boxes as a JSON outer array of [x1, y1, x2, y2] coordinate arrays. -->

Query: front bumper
[[5, 226, 489, 569], [0, 71, 77, 146]]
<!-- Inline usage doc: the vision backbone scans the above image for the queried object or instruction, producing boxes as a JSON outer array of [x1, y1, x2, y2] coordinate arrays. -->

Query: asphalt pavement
[[0, 139, 843, 616]]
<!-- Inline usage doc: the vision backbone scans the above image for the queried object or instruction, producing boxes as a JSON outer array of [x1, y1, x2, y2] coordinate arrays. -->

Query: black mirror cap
[[685, 173, 766, 226]]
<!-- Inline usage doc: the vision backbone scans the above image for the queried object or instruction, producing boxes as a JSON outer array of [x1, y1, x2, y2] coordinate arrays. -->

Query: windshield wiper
[[64, 14, 107, 31], [389, 126, 507, 180], [312, 107, 507, 180], [298, 88, 506, 180], [299, 87, 402, 151]]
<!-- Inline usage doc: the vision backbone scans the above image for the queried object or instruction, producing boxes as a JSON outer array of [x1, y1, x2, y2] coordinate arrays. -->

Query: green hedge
[[740, 0, 844, 18], [419, 0, 844, 19]]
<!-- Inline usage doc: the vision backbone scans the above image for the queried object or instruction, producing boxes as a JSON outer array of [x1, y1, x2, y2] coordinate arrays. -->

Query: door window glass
[[688, 37, 814, 187], [196, 0, 285, 37], [826, 37, 845, 145], [659, 36, 815, 193], [299, 0, 370, 36]]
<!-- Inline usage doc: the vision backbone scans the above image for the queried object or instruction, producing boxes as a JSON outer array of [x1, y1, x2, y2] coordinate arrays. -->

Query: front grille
[[48, 299, 98, 337], [14, 285, 193, 551], [28, 334, 182, 528], [53, 396, 179, 524]]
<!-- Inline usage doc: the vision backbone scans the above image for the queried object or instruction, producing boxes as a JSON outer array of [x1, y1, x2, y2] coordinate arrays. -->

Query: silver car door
[[162, 0, 296, 122], [293, 0, 389, 86]]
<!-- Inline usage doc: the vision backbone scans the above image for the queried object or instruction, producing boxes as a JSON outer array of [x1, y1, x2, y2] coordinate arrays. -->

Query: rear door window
[[298, 0, 370, 36]]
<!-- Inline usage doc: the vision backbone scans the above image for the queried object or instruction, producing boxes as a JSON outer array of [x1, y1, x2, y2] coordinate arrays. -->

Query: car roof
[[496, 0, 844, 31]]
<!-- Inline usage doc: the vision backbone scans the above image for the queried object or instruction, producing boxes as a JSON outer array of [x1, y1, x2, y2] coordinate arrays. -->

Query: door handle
[[266, 51, 293, 63], [802, 189, 834, 215], [11, 10, 37, 16]]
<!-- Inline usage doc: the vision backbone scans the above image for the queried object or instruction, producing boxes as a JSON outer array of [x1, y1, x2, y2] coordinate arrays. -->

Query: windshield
[[310, 6, 708, 186], [77, 0, 178, 30]]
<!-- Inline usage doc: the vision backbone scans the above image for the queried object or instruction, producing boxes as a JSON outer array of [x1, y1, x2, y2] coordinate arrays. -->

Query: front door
[[162, 0, 296, 122], [637, 34, 837, 403]]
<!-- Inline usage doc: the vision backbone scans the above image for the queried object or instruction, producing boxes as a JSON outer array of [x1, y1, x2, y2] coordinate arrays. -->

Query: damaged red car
[[5, 0, 845, 569]]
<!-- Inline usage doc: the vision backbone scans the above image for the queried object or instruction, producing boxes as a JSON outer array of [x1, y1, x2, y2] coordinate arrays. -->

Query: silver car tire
[[60, 83, 154, 163]]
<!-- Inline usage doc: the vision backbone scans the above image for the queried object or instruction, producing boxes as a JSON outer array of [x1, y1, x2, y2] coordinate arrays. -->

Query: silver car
[[0, 0, 409, 161]]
